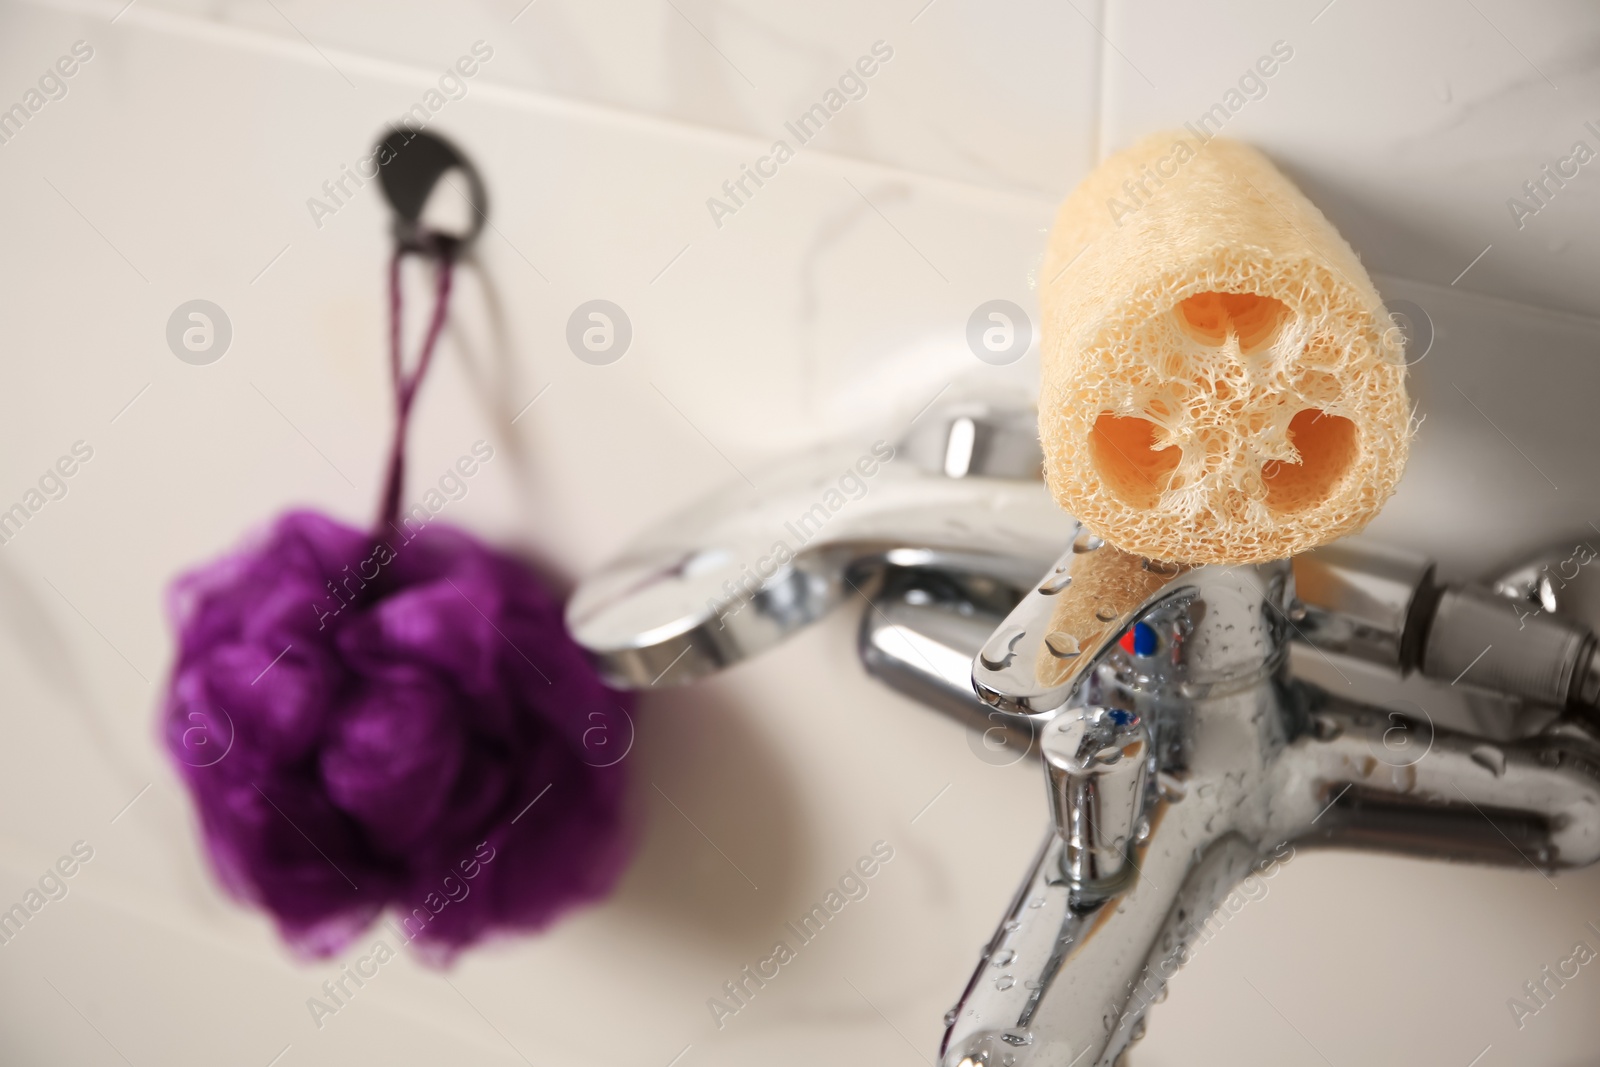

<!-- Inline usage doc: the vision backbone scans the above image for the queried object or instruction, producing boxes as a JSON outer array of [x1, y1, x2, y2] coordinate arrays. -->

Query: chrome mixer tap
[[943, 524, 1600, 1066], [566, 398, 1600, 1066]]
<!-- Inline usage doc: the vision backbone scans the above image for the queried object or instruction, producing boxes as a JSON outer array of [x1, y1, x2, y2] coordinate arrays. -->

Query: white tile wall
[[2, 0, 1599, 1063], [102, 0, 1103, 195], [1099, 0, 1600, 319]]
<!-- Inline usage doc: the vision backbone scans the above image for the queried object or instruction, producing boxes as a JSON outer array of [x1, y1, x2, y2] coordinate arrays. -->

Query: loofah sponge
[[1039, 132, 1411, 565]]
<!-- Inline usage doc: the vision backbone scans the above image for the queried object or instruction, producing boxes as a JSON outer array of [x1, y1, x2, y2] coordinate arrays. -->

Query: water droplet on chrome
[[1471, 744, 1507, 777], [1039, 570, 1073, 595], [1073, 529, 1105, 553], [993, 949, 1016, 967], [980, 628, 1026, 670], [1045, 631, 1081, 658], [995, 974, 1015, 990]]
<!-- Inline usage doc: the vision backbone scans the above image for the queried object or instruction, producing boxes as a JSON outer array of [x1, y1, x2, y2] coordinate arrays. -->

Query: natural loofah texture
[[1039, 132, 1411, 565]]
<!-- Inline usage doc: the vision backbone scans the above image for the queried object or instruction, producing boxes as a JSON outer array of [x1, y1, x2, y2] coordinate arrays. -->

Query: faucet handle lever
[[1043, 706, 1149, 904], [973, 525, 1184, 718]]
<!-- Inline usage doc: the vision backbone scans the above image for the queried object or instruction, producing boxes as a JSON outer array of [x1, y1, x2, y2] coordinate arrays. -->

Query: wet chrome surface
[[569, 398, 1600, 1067]]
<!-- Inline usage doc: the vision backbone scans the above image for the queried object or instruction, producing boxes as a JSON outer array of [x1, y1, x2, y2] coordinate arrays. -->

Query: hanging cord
[[375, 235, 458, 532]]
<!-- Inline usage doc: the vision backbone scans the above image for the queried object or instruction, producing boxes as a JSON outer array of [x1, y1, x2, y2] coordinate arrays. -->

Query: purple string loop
[[375, 234, 458, 532]]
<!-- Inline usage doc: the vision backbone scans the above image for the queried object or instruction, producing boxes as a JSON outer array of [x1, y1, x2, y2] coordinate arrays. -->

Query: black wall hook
[[375, 126, 488, 256]]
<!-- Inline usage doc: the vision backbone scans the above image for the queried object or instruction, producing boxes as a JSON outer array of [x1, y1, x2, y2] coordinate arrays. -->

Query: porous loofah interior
[[1039, 133, 1412, 565]]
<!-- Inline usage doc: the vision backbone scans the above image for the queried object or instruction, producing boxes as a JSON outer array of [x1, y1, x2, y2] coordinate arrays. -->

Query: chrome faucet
[[566, 397, 1600, 1066], [944, 528, 1600, 1066]]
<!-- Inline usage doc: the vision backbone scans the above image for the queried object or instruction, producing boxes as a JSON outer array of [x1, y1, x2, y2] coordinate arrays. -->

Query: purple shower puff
[[163, 509, 635, 962]]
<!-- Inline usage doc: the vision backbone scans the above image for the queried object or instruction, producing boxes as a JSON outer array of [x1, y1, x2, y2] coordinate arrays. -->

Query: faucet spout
[[940, 824, 1266, 1067]]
